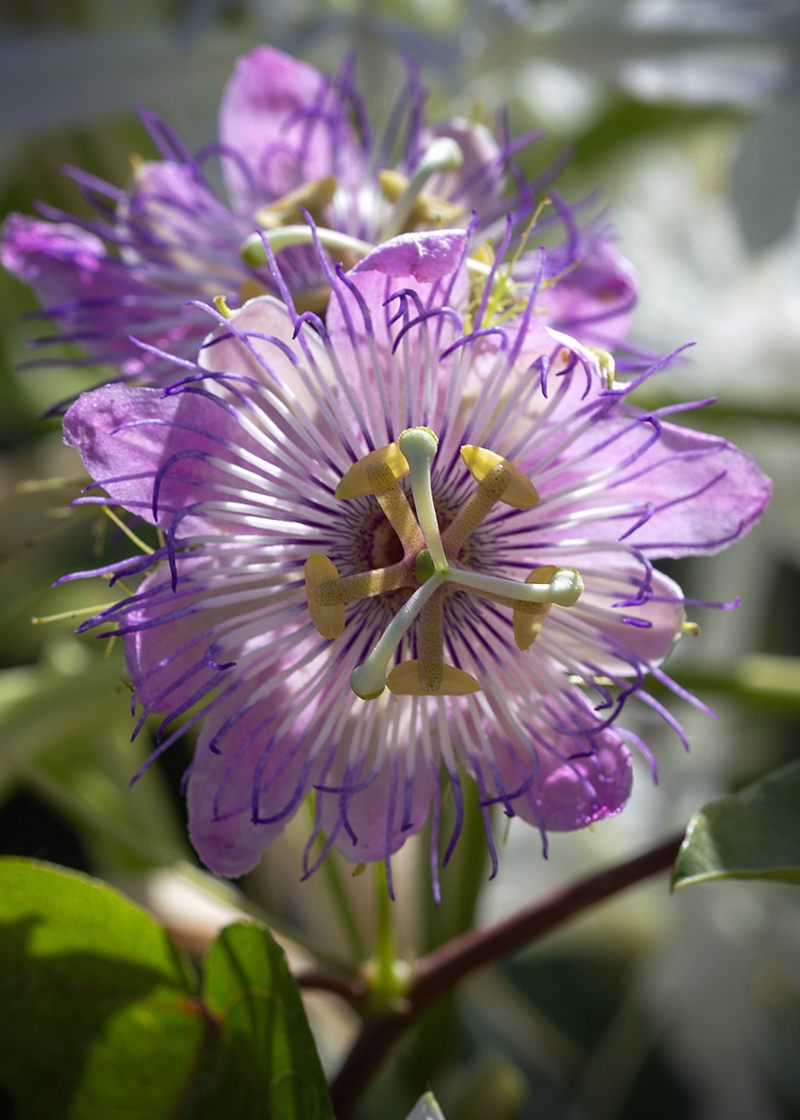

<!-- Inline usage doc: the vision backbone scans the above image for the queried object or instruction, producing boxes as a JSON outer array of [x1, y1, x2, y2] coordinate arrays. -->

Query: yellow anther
[[292, 285, 333, 316], [587, 346, 616, 390], [213, 295, 233, 319], [129, 152, 143, 170], [460, 446, 539, 511], [386, 661, 481, 696], [377, 168, 464, 230], [238, 279, 270, 304], [513, 565, 558, 650], [470, 241, 495, 266], [304, 553, 345, 640], [335, 443, 410, 500], [682, 621, 700, 636], [254, 175, 337, 229]]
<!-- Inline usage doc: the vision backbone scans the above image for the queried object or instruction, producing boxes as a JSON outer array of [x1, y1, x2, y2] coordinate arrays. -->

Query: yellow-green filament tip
[[335, 443, 409, 500], [460, 445, 538, 510], [587, 346, 616, 390], [213, 295, 232, 319], [241, 225, 373, 267], [305, 553, 345, 640]]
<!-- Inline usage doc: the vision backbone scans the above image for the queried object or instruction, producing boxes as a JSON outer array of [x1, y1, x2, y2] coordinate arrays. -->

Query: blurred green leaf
[[0, 643, 190, 872], [673, 759, 800, 888], [0, 861, 334, 1120], [185, 921, 334, 1120], [0, 856, 204, 1119]]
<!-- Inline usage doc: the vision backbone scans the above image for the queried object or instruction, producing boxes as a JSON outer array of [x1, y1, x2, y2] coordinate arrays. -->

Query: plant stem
[[373, 861, 397, 998], [323, 846, 370, 962], [309, 803, 369, 962], [329, 832, 683, 1120]]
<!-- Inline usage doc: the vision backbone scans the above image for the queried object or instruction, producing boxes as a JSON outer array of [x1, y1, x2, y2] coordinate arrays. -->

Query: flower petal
[[484, 717, 633, 832], [353, 228, 469, 284], [63, 382, 263, 530], [187, 679, 326, 877], [218, 45, 365, 214]]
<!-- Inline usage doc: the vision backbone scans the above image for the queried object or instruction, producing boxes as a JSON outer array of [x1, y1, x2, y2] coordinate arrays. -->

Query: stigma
[[304, 429, 584, 700]]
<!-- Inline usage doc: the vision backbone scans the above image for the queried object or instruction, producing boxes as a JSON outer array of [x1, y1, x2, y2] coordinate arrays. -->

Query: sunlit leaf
[[672, 760, 800, 888]]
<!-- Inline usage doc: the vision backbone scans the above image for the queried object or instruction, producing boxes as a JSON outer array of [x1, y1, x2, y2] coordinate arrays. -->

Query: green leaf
[[0, 857, 205, 1120], [0, 862, 333, 1120], [672, 759, 800, 888], [182, 922, 334, 1120]]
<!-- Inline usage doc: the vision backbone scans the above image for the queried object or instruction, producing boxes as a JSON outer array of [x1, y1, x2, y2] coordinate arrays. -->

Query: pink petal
[[319, 746, 433, 864], [63, 383, 261, 530], [481, 716, 633, 832], [187, 680, 326, 877], [353, 228, 469, 284], [424, 119, 505, 222], [219, 45, 365, 213]]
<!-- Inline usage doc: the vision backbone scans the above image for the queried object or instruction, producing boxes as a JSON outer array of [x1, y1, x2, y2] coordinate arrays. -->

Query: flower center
[[304, 428, 584, 700]]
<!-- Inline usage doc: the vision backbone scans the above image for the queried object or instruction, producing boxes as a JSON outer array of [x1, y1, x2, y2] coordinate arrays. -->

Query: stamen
[[513, 565, 558, 650], [377, 168, 464, 232], [387, 592, 480, 695], [366, 459, 424, 554], [238, 279, 271, 304], [461, 445, 539, 510], [241, 225, 373, 267], [398, 427, 447, 572], [316, 565, 408, 606], [682, 621, 700, 636], [447, 565, 583, 607], [350, 571, 446, 700], [382, 137, 464, 239], [254, 176, 337, 229], [441, 462, 511, 556], [387, 661, 480, 696], [418, 593, 444, 691], [335, 442, 409, 500], [101, 506, 154, 556], [304, 553, 345, 639], [213, 295, 232, 319]]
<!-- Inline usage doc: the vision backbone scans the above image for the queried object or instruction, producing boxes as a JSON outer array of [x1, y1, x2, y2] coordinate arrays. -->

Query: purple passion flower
[[2, 45, 636, 401], [62, 230, 770, 893]]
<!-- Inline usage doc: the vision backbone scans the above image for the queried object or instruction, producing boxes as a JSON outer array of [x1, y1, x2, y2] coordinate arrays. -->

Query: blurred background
[[2, 1, 800, 1118]]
